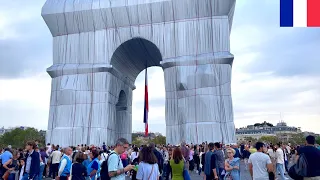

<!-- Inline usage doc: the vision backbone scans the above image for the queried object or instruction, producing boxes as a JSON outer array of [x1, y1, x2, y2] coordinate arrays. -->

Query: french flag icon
[[280, 0, 320, 27]]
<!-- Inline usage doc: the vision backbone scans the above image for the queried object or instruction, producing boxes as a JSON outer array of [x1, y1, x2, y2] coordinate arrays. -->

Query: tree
[[150, 135, 166, 145], [0, 128, 45, 148], [131, 132, 166, 146], [258, 136, 279, 144], [316, 136, 320, 145], [290, 133, 306, 145]]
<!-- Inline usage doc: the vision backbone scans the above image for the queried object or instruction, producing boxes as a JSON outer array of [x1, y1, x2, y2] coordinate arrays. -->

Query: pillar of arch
[[42, 0, 236, 146]]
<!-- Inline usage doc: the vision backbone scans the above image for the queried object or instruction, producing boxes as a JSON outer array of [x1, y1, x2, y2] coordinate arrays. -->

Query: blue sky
[[0, 0, 319, 135]]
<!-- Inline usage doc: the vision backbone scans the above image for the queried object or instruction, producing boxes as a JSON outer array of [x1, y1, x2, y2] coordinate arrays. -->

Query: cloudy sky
[[0, 0, 319, 135]]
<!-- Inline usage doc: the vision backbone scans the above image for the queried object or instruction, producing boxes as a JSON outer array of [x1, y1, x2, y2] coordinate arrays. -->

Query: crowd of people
[[0, 136, 320, 180]]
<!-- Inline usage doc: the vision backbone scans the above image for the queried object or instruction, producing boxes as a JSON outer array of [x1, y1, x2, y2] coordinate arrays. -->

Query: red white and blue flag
[[280, 0, 320, 27], [143, 69, 149, 137]]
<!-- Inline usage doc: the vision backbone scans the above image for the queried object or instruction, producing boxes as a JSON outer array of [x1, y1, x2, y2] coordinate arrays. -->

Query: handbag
[[2, 170, 10, 180], [225, 173, 233, 180]]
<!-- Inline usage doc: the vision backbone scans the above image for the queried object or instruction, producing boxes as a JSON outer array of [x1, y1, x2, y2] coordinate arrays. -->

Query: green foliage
[[316, 136, 320, 145], [131, 133, 166, 146], [258, 136, 279, 144], [151, 135, 166, 145], [0, 128, 45, 149], [290, 133, 306, 145], [244, 136, 256, 142]]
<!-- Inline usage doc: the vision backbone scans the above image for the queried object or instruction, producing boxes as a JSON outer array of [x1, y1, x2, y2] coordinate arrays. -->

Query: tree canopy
[[258, 136, 279, 145], [0, 128, 45, 149], [132, 133, 166, 146]]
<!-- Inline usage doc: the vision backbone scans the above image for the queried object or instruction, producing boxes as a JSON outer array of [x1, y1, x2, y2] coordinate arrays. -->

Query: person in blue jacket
[[57, 147, 73, 180], [22, 141, 40, 180], [87, 150, 101, 180]]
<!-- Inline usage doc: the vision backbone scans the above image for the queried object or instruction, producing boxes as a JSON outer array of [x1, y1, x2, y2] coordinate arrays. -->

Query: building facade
[[236, 121, 301, 142]]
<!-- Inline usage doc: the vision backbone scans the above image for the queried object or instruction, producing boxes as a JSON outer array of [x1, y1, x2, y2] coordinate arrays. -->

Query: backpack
[[294, 153, 308, 177], [100, 152, 120, 180]]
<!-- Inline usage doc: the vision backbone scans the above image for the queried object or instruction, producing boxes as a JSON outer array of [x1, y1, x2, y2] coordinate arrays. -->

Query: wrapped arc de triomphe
[[42, 0, 237, 146]]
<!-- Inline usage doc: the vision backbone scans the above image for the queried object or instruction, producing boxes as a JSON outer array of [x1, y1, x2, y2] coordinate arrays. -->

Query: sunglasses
[[227, 152, 233, 154]]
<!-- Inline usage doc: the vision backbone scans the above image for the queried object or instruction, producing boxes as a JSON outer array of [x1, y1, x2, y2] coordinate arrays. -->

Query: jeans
[[22, 173, 38, 180], [38, 164, 45, 180], [276, 163, 286, 180], [8, 173, 15, 180], [284, 160, 289, 172], [162, 163, 168, 178], [218, 168, 225, 180]]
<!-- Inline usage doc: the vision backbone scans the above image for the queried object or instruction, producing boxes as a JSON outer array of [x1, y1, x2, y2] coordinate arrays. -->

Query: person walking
[[248, 142, 273, 180], [275, 143, 288, 180]]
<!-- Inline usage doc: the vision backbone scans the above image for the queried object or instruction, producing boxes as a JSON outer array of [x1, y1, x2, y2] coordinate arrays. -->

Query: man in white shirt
[[50, 147, 62, 179], [275, 143, 288, 180], [248, 142, 273, 180]]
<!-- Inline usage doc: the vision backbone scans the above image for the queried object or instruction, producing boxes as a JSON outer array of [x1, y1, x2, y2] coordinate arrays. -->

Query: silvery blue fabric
[[42, 0, 237, 146]]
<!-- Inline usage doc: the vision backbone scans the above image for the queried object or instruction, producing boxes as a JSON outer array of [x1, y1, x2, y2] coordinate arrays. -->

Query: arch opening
[[115, 90, 129, 139], [116, 90, 127, 111], [110, 38, 163, 82]]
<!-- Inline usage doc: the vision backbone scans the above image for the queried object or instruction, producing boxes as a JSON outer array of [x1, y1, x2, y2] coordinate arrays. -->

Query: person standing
[[70, 152, 87, 180], [204, 143, 218, 180], [242, 145, 251, 170], [167, 147, 184, 180], [108, 138, 135, 180], [22, 141, 40, 180], [295, 135, 320, 179], [2, 150, 20, 180], [136, 146, 160, 180], [213, 143, 225, 179], [224, 148, 240, 180], [248, 142, 273, 180], [50, 146, 61, 179], [87, 150, 101, 180], [56, 147, 73, 180]]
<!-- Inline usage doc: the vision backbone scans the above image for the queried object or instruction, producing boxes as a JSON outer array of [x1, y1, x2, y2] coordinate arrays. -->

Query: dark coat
[[24, 150, 40, 179]]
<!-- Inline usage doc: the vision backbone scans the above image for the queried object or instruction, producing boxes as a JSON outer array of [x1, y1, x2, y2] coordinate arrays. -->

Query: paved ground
[[140, 161, 291, 180], [182, 161, 292, 180], [44, 162, 292, 180]]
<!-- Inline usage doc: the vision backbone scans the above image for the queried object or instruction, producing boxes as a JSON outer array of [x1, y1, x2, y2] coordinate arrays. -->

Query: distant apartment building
[[236, 121, 301, 142], [0, 126, 31, 136], [0, 127, 11, 136]]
